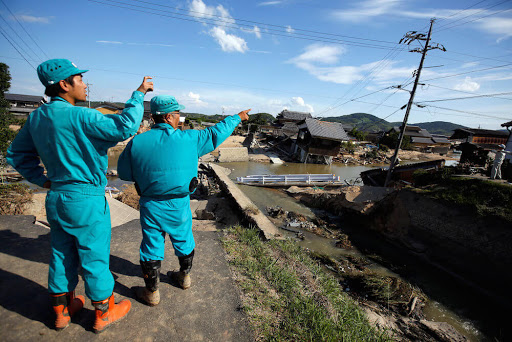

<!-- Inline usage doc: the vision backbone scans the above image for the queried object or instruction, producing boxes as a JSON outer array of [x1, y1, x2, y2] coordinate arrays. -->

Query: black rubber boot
[[137, 260, 161, 306], [169, 250, 195, 289], [140, 260, 161, 291], [178, 249, 195, 274]]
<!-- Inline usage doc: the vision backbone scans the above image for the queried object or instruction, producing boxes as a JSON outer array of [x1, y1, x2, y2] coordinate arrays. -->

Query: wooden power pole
[[384, 18, 445, 187]]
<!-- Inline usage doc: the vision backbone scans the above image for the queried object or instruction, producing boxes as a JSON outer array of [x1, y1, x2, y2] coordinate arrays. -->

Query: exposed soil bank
[[288, 185, 510, 341]]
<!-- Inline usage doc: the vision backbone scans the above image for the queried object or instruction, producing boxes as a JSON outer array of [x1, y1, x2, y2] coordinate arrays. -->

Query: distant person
[[6, 59, 153, 333], [117, 95, 249, 306], [490, 144, 511, 179]]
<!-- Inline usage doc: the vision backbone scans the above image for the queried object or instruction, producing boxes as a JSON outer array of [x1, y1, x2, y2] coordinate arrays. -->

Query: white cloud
[[461, 62, 479, 69], [189, 0, 249, 53], [290, 96, 314, 112], [242, 25, 262, 39], [16, 15, 51, 24], [96, 40, 123, 44], [186, 91, 208, 106], [286, 25, 294, 34], [332, 0, 402, 22], [258, 1, 283, 6], [454, 77, 480, 92], [290, 43, 346, 65], [288, 44, 415, 85], [477, 16, 512, 42], [209, 27, 248, 53]]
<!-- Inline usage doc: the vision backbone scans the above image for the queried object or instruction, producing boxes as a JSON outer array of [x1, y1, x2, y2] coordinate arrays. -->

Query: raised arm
[[196, 109, 250, 157], [83, 77, 154, 142], [6, 122, 49, 188]]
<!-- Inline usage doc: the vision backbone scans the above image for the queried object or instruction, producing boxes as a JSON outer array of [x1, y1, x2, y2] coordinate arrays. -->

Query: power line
[[422, 63, 512, 81], [0, 0, 49, 59], [435, 0, 511, 31], [0, 28, 36, 69], [129, 0, 400, 46], [423, 83, 512, 101], [0, 12, 41, 62], [419, 103, 510, 120], [88, 0, 400, 50], [417, 91, 512, 103]]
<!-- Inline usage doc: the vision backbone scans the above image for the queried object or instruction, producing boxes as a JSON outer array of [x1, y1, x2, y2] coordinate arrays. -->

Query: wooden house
[[451, 128, 509, 166], [5, 93, 46, 118], [292, 119, 349, 164]]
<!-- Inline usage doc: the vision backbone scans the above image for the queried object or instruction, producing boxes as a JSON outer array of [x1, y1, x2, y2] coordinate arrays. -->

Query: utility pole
[[384, 18, 445, 187], [86, 82, 92, 108]]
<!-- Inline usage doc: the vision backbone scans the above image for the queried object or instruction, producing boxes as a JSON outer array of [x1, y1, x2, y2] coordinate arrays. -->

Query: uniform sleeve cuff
[[132, 91, 145, 101], [34, 175, 49, 188]]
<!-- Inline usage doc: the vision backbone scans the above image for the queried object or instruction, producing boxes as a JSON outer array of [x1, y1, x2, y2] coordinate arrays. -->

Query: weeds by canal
[[221, 225, 390, 342]]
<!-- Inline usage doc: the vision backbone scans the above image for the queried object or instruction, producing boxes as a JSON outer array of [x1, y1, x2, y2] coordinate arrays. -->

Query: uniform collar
[[153, 123, 176, 130], [51, 96, 71, 105]]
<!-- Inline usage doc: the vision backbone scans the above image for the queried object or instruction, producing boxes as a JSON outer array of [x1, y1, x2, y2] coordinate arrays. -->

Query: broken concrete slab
[[207, 163, 282, 240], [217, 147, 249, 162]]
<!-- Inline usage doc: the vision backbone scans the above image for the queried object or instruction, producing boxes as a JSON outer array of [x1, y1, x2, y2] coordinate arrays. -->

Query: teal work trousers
[[139, 195, 195, 261], [45, 184, 114, 301]]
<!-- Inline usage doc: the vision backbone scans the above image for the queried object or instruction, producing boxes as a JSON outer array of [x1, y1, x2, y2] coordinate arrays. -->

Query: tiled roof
[[94, 102, 124, 110], [431, 135, 450, 144], [303, 119, 349, 141], [5, 93, 45, 103], [281, 122, 299, 133], [277, 110, 312, 121], [451, 128, 508, 139], [411, 137, 434, 144]]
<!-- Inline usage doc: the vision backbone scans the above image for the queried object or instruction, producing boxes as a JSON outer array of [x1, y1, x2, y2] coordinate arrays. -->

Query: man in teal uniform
[[6, 59, 153, 333], [117, 95, 249, 306]]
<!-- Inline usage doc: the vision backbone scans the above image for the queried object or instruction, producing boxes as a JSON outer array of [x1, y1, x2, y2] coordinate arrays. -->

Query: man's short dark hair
[[44, 74, 77, 97], [152, 114, 166, 124]]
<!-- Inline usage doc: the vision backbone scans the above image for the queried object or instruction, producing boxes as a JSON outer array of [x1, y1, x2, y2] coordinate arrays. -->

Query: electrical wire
[[417, 91, 512, 103], [0, 0, 49, 59], [422, 63, 512, 81], [423, 83, 512, 101], [0, 12, 41, 62], [434, 0, 511, 31], [0, 28, 36, 69], [87, 0, 401, 50], [128, 0, 400, 45]]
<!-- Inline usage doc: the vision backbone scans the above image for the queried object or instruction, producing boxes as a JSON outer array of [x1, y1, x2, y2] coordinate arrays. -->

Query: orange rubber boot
[[92, 294, 131, 334], [50, 291, 85, 331]]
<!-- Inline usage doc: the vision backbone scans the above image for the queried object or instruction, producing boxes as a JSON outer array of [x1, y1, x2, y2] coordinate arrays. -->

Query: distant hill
[[409, 121, 467, 135], [322, 113, 467, 135], [322, 113, 393, 132]]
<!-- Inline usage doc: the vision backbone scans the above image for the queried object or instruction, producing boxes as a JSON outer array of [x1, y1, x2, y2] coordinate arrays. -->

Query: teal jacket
[[117, 115, 241, 198], [6, 91, 145, 188]]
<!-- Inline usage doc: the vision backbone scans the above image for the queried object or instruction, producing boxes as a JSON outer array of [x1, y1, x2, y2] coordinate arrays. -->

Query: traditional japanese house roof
[[301, 119, 349, 141], [281, 121, 299, 135], [5, 93, 45, 103], [94, 102, 124, 110], [451, 128, 508, 139], [277, 110, 312, 122], [431, 134, 451, 144], [392, 125, 431, 138], [411, 137, 434, 144]]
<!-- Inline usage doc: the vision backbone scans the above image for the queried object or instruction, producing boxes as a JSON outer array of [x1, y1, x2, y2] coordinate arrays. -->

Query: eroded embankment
[[288, 185, 511, 340]]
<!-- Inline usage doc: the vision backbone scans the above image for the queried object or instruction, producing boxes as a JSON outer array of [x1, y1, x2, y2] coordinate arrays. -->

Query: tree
[[349, 127, 367, 141], [0, 63, 19, 156], [379, 131, 412, 150]]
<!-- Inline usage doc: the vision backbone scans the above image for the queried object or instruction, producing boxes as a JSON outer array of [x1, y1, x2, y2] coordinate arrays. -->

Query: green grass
[[222, 225, 390, 342], [414, 172, 512, 223]]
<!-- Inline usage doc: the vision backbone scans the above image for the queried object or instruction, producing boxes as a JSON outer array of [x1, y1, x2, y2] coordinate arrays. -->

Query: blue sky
[[1, 0, 511, 129]]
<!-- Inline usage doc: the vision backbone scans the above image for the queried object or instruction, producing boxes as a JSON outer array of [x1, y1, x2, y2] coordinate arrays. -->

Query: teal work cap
[[150, 95, 185, 115], [37, 59, 88, 87]]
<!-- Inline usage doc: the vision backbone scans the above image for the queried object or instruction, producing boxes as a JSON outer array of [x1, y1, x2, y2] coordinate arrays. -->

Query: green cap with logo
[[150, 95, 185, 115], [37, 59, 88, 87]]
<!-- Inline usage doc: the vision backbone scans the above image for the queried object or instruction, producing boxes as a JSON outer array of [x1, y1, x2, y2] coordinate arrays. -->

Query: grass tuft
[[222, 225, 390, 341]]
